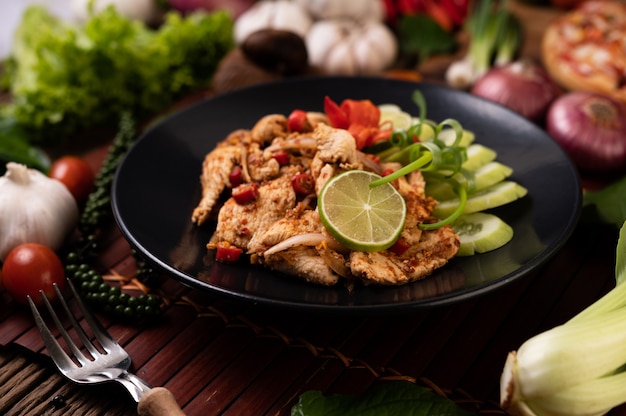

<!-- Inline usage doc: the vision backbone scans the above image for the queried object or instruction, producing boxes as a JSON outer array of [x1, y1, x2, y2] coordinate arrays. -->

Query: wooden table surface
[[2, 2, 625, 415]]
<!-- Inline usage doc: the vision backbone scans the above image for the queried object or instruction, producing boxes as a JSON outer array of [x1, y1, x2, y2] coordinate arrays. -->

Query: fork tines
[[27, 279, 118, 370]]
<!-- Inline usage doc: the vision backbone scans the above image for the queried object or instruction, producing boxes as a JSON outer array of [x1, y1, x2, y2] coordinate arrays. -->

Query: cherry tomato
[[49, 156, 95, 203], [1, 243, 66, 305]]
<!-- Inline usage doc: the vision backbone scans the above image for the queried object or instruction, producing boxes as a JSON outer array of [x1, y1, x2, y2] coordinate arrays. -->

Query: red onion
[[471, 60, 562, 122], [546, 91, 626, 172]]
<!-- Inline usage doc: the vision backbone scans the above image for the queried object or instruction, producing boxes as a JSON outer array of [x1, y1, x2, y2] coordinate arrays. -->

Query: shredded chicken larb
[[191, 112, 459, 287]]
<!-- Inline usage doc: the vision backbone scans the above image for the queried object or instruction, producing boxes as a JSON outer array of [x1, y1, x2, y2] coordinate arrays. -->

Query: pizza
[[542, 1, 626, 102]]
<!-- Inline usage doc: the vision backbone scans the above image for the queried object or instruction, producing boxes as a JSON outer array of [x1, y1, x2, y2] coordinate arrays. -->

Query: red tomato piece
[[291, 173, 315, 195], [49, 156, 95, 204], [216, 245, 243, 262], [232, 183, 259, 204], [1, 243, 66, 305], [287, 109, 309, 132], [341, 99, 380, 128], [323, 96, 350, 129]]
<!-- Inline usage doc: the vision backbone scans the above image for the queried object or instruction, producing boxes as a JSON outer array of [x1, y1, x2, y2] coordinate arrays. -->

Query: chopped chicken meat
[[194, 113, 460, 287]]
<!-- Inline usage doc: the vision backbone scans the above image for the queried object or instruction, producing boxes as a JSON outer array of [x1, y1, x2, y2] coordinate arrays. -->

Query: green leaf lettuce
[[3, 5, 234, 143]]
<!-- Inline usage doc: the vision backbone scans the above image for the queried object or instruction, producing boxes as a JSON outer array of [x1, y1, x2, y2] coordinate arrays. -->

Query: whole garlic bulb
[[294, 0, 385, 23], [306, 19, 398, 75], [234, 0, 313, 44], [0, 162, 79, 261]]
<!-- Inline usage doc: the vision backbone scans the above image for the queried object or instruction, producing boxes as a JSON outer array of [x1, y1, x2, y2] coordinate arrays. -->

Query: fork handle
[[137, 387, 186, 416]]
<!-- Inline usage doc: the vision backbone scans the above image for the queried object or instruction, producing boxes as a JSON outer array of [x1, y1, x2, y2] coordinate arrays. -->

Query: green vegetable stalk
[[445, 0, 522, 89], [2, 5, 234, 144], [501, 221, 626, 415]]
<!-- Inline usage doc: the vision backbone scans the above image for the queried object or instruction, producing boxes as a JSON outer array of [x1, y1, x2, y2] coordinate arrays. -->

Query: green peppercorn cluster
[[80, 113, 137, 239], [65, 253, 161, 319], [66, 113, 163, 320]]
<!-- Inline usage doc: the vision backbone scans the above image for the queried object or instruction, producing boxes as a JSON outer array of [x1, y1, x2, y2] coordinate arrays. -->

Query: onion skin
[[471, 60, 562, 123], [546, 91, 626, 172]]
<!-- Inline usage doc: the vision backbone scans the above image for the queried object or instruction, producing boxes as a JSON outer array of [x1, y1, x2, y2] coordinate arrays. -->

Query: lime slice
[[452, 212, 514, 256], [318, 170, 406, 252], [433, 180, 528, 218], [379, 104, 412, 131]]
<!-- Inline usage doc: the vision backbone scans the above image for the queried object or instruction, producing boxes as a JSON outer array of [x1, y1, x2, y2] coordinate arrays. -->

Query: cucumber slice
[[379, 104, 412, 130], [426, 161, 513, 200], [433, 180, 528, 218], [437, 128, 475, 147], [410, 118, 436, 140], [452, 212, 514, 256], [462, 144, 497, 171]]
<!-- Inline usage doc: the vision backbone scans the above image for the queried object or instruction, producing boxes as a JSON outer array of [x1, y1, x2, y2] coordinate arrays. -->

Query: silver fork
[[28, 279, 185, 416]]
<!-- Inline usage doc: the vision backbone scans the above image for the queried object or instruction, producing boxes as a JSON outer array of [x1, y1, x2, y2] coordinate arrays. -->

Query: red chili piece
[[216, 245, 243, 262], [232, 183, 259, 204], [273, 151, 290, 166], [291, 173, 315, 195], [381, 168, 396, 177], [389, 238, 410, 256], [229, 166, 243, 188], [287, 109, 309, 132]]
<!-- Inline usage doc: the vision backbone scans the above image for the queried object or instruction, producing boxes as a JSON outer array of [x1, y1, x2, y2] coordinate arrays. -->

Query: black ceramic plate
[[112, 76, 581, 313]]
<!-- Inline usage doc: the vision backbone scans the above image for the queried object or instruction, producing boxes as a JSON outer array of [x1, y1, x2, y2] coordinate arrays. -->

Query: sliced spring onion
[[368, 91, 471, 230]]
